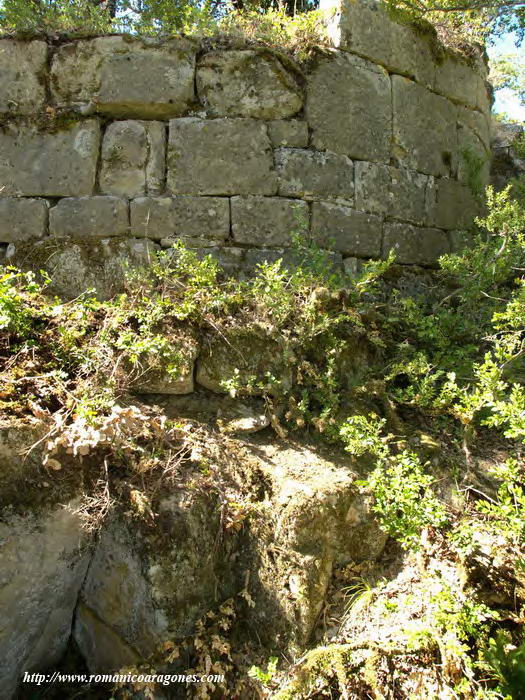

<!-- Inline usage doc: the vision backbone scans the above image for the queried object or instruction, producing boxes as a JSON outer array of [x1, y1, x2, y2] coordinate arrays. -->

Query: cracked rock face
[[0, 502, 91, 698], [0, 407, 387, 695]]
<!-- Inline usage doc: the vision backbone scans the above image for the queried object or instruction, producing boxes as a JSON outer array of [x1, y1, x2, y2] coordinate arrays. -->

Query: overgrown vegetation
[[2, 182, 525, 696], [1, 0, 523, 56], [0, 0, 329, 58]]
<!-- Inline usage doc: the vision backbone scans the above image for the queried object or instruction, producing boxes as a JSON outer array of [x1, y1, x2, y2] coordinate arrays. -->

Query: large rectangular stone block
[[0, 198, 48, 242], [197, 50, 303, 119], [51, 37, 196, 118], [130, 196, 230, 241], [383, 222, 450, 265], [311, 201, 382, 257], [49, 197, 128, 237], [392, 76, 457, 177], [428, 178, 481, 230], [434, 55, 485, 110], [100, 121, 166, 197], [0, 40, 47, 115], [354, 162, 429, 225], [456, 107, 491, 188], [267, 120, 309, 148], [0, 121, 100, 197], [231, 196, 309, 246], [306, 53, 391, 163], [321, 0, 435, 87], [168, 118, 277, 196], [275, 149, 354, 200]]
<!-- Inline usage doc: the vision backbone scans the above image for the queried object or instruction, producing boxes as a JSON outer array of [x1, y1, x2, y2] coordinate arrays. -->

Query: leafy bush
[[341, 414, 448, 549], [0, 0, 113, 35], [0, 0, 328, 51]]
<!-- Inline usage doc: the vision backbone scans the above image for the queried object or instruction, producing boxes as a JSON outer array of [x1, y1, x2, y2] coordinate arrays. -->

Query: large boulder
[[490, 121, 525, 191], [74, 486, 241, 671], [72, 424, 387, 672], [0, 420, 91, 699]]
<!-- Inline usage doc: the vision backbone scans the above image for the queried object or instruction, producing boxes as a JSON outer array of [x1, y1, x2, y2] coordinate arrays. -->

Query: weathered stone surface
[[306, 52, 391, 162], [51, 37, 196, 118], [449, 228, 475, 254], [49, 197, 129, 238], [321, 0, 435, 87], [428, 178, 481, 230], [434, 54, 486, 109], [197, 50, 303, 118], [0, 121, 100, 197], [231, 196, 308, 246], [492, 120, 523, 150], [268, 119, 309, 147], [197, 246, 245, 276], [168, 118, 277, 195], [383, 222, 450, 265], [74, 604, 142, 674], [343, 256, 364, 277], [354, 161, 391, 217], [0, 198, 48, 242], [311, 201, 382, 257], [243, 437, 388, 648], [275, 148, 354, 200], [196, 326, 293, 396], [354, 162, 429, 225], [100, 121, 166, 197], [217, 398, 270, 434], [74, 518, 168, 670], [392, 76, 457, 177], [75, 491, 241, 671], [0, 40, 47, 115], [131, 196, 230, 241], [0, 503, 91, 698], [491, 121, 525, 192], [458, 106, 490, 151], [457, 107, 491, 187], [132, 332, 199, 395], [10, 237, 159, 300]]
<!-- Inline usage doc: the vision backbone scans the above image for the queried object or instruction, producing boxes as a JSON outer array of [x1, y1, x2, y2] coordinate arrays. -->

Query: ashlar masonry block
[[167, 118, 277, 196]]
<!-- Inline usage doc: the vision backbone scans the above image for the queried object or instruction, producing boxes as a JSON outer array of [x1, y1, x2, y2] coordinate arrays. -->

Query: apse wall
[[0, 0, 492, 279]]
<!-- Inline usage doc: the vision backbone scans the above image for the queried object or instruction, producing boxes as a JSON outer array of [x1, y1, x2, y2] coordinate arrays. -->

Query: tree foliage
[[1, 0, 523, 46], [490, 52, 525, 104]]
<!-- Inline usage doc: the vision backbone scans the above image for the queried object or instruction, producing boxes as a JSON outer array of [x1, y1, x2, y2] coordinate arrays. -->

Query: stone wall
[[0, 0, 492, 277]]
